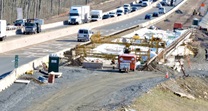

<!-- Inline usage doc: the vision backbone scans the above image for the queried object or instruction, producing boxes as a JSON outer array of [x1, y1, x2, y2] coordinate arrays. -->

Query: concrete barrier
[[2, 0, 189, 92]]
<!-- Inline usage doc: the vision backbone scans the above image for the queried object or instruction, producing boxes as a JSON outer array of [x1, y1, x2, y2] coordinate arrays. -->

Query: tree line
[[0, 0, 92, 24]]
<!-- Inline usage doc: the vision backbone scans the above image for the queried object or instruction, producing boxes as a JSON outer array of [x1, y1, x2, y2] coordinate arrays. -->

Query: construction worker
[[193, 9, 197, 15], [205, 49, 208, 60]]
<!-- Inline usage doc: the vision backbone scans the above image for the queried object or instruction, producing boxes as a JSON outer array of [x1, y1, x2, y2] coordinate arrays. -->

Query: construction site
[[1, 0, 208, 111]]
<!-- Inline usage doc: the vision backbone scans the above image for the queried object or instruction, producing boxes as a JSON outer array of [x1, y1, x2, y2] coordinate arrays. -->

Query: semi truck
[[90, 10, 103, 21], [0, 20, 6, 41], [68, 5, 90, 25]]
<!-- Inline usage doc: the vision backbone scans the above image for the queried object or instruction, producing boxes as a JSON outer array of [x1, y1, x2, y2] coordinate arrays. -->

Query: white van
[[77, 29, 93, 42]]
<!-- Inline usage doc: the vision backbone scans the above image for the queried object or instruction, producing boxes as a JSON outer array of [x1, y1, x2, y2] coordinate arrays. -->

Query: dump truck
[[0, 20, 6, 41], [23, 19, 43, 34], [68, 5, 90, 25]]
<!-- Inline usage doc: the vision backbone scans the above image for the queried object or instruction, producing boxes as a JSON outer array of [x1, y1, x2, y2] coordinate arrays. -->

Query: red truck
[[173, 22, 183, 30], [118, 54, 137, 72]]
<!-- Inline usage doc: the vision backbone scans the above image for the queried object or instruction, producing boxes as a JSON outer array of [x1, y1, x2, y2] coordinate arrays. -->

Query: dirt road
[[23, 70, 164, 111]]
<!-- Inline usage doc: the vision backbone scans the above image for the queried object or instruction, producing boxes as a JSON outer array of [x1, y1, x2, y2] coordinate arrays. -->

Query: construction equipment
[[118, 54, 137, 72], [68, 32, 166, 72], [173, 22, 183, 31]]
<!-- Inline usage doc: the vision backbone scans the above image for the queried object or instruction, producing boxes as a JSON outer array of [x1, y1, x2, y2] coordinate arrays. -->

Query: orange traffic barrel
[[48, 74, 55, 83]]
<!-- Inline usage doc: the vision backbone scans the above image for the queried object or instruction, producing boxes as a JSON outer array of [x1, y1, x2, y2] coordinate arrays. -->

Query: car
[[145, 14, 152, 19], [131, 6, 139, 12], [142, 2, 149, 7], [160, 0, 170, 6], [158, 7, 166, 14], [156, 3, 163, 8], [14, 19, 26, 26], [148, 25, 158, 30], [152, 12, 159, 17], [132, 3, 142, 8], [102, 14, 110, 19], [77, 28, 93, 42], [138, 1, 143, 6], [109, 12, 117, 17]]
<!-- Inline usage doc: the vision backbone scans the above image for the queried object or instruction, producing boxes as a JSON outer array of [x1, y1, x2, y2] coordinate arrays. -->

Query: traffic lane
[[0, 34, 78, 75], [5, 6, 146, 40], [0, 0, 183, 75], [92, 8, 171, 35], [6, 0, 183, 41], [5, 25, 70, 41], [0, 56, 36, 77]]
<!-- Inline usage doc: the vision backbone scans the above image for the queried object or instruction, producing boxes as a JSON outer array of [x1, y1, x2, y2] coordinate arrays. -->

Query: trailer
[[68, 5, 90, 25], [0, 20, 7, 41]]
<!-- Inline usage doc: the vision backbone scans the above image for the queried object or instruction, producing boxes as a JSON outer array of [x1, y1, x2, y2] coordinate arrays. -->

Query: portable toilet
[[48, 54, 59, 73], [192, 18, 199, 26]]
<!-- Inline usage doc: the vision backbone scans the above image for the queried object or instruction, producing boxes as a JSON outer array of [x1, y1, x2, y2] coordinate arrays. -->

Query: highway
[[0, 0, 182, 76]]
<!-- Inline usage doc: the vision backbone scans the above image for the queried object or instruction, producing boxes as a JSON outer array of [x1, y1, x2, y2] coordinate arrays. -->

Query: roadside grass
[[130, 82, 208, 111]]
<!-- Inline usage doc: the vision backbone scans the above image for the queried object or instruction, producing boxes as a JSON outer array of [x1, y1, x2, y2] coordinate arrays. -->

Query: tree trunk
[[51, 0, 53, 14]]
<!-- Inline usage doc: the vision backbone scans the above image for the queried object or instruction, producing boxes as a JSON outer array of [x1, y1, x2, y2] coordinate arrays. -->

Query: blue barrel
[[38, 76, 46, 83]]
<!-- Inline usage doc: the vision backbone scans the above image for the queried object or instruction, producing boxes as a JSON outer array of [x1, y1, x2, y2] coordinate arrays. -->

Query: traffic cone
[[165, 72, 169, 78]]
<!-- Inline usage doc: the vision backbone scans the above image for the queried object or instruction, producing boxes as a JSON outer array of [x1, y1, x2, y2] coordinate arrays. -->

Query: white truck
[[0, 20, 6, 41], [116, 7, 125, 16], [68, 5, 90, 25], [90, 10, 103, 22]]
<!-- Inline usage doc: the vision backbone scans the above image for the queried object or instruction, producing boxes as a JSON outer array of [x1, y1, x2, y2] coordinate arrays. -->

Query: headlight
[[119, 57, 123, 61]]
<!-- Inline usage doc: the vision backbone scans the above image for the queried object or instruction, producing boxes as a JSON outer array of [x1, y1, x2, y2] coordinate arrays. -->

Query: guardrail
[[148, 29, 192, 65], [0, 0, 186, 92]]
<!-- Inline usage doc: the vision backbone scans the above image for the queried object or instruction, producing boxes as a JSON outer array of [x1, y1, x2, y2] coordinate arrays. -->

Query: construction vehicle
[[173, 22, 183, 31], [118, 54, 137, 72], [23, 19, 43, 34], [68, 5, 90, 25], [0, 20, 6, 41]]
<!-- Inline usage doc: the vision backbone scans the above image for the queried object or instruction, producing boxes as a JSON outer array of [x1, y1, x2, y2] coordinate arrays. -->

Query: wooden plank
[[15, 80, 30, 84]]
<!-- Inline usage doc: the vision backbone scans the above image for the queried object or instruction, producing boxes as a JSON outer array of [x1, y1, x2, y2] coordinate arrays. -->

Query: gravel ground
[[0, 66, 165, 111]]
